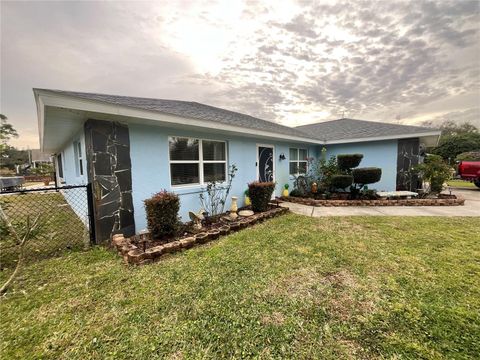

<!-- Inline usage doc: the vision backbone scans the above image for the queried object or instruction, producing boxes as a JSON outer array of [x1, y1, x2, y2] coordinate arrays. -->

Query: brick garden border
[[278, 196, 465, 207], [111, 206, 289, 265]]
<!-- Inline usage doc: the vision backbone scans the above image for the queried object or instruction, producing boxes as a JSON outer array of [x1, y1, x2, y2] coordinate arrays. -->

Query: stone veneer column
[[84, 119, 135, 242]]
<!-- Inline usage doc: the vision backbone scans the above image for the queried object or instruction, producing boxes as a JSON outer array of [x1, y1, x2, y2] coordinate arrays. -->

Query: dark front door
[[257, 146, 274, 182]]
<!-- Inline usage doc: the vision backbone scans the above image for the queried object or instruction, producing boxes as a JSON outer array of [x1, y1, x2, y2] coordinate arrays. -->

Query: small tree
[[199, 164, 238, 217], [413, 155, 451, 194], [0, 207, 41, 294]]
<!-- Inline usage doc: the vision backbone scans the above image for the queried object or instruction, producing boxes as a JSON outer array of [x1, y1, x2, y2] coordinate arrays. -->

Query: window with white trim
[[289, 148, 308, 176], [57, 153, 64, 179], [169, 137, 227, 186], [73, 140, 84, 176]]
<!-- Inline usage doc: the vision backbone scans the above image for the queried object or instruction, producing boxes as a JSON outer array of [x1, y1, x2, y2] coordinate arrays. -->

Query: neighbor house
[[34, 89, 441, 242]]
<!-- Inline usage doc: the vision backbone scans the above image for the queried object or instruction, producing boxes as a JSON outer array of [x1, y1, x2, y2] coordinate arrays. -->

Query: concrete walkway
[[280, 188, 480, 217]]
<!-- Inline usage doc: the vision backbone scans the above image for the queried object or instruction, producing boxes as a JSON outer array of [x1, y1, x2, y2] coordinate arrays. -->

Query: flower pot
[[219, 225, 230, 236], [195, 232, 208, 244], [43, 179, 50, 186], [207, 229, 220, 240], [282, 189, 289, 197]]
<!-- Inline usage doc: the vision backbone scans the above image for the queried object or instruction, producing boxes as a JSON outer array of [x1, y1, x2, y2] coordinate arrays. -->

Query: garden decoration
[[311, 182, 318, 193], [244, 189, 251, 206], [188, 210, 204, 230], [229, 196, 239, 220], [238, 209, 254, 217], [282, 184, 289, 197]]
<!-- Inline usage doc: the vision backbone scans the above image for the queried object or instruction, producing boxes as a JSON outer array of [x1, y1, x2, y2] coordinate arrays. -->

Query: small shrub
[[289, 188, 302, 197], [330, 174, 353, 190], [144, 190, 180, 239], [413, 155, 452, 194], [352, 167, 382, 185], [337, 154, 363, 171], [248, 181, 275, 212]]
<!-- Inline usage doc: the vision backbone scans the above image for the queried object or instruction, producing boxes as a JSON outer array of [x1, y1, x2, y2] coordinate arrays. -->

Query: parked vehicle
[[457, 161, 480, 188]]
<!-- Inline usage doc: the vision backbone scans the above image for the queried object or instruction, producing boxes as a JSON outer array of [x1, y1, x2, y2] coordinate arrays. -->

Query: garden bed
[[278, 195, 465, 207], [111, 206, 289, 265]]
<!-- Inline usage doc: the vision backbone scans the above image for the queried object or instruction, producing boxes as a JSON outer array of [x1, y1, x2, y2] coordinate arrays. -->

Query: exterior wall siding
[[129, 123, 317, 231], [325, 140, 398, 192], [57, 128, 88, 186]]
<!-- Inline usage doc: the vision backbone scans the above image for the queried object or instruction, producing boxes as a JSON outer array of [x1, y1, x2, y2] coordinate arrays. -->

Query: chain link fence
[[0, 185, 93, 270]]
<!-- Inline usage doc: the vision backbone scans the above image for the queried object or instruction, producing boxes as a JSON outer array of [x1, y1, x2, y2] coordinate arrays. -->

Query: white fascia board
[[34, 90, 322, 145], [324, 131, 441, 145], [34, 90, 45, 151]]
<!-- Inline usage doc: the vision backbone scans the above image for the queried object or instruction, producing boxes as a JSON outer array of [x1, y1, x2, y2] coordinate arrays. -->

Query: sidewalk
[[280, 189, 480, 217]]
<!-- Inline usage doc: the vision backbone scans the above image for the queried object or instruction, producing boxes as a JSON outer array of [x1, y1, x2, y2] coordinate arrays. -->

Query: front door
[[257, 145, 274, 182]]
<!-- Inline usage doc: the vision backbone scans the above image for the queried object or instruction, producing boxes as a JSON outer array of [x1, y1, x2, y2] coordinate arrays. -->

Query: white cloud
[[1, 0, 479, 149]]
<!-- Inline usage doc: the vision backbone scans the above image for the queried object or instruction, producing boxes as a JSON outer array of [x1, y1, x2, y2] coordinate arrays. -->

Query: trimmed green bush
[[248, 181, 275, 212], [144, 190, 180, 239], [330, 174, 353, 190], [352, 167, 382, 185], [337, 154, 363, 171]]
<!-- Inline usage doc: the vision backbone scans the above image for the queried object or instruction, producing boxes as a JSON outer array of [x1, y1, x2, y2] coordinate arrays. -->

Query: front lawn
[[447, 179, 477, 188], [1, 215, 479, 359]]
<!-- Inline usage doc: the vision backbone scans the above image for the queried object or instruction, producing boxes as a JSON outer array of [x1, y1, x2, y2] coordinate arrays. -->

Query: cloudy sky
[[1, 0, 479, 149]]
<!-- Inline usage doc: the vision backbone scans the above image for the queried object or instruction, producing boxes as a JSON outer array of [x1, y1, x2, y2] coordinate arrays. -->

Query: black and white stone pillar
[[85, 119, 135, 242]]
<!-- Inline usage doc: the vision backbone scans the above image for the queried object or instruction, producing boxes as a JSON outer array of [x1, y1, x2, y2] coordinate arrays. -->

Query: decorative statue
[[311, 182, 318, 194], [188, 209, 205, 230]]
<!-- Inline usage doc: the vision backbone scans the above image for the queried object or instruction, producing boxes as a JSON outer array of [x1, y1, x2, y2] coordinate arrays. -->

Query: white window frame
[[73, 140, 84, 177], [289, 148, 308, 176], [56, 152, 65, 183], [168, 136, 228, 188]]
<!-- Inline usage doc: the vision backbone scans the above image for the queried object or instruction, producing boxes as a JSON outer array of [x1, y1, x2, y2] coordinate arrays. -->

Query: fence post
[[86, 183, 96, 245]]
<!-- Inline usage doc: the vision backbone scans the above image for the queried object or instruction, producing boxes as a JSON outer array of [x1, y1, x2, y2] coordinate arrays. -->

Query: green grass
[[0, 192, 88, 268], [447, 179, 477, 188], [1, 215, 479, 359]]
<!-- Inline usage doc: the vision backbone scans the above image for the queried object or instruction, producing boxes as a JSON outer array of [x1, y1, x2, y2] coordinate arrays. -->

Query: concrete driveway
[[280, 188, 480, 217]]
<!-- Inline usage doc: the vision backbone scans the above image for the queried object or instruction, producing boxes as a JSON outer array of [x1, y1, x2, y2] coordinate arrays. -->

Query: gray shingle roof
[[295, 118, 438, 142], [36, 89, 315, 140], [36, 89, 439, 143]]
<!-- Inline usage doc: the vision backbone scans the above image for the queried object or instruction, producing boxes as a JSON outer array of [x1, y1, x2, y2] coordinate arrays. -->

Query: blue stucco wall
[[57, 128, 88, 186], [325, 140, 398, 191], [55, 129, 89, 226], [128, 123, 317, 231]]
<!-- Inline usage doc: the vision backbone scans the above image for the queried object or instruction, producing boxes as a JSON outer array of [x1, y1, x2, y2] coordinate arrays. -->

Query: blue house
[[34, 89, 441, 242]]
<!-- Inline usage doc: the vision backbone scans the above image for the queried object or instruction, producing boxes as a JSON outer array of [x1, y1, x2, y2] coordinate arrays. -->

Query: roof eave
[[324, 131, 442, 145], [33, 89, 323, 146]]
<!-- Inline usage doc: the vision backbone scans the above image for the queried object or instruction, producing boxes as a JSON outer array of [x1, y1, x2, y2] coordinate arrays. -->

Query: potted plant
[[244, 189, 251, 206], [282, 183, 289, 197]]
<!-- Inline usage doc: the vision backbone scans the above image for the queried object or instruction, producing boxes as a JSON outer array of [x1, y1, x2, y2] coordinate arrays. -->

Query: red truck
[[458, 161, 480, 188]]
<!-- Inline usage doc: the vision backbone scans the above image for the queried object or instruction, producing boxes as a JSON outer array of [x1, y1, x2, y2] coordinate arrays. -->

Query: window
[[169, 137, 227, 186], [57, 153, 64, 179], [289, 148, 308, 176], [73, 140, 84, 176]]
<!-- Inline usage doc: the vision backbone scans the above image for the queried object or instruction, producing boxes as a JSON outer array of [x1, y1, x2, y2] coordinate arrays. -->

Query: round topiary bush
[[337, 154, 364, 171], [248, 181, 275, 212], [330, 174, 353, 190], [352, 167, 382, 185], [144, 190, 180, 239]]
